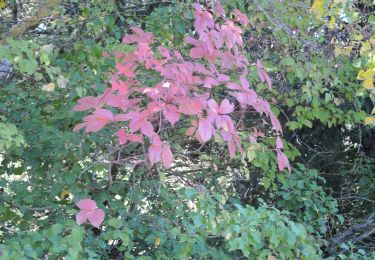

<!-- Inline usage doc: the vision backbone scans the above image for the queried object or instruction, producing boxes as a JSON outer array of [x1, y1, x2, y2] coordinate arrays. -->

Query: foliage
[[275, 163, 341, 236], [0, 0, 374, 259], [0, 188, 320, 259], [72, 2, 289, 171], [0, 121, 25, 151]]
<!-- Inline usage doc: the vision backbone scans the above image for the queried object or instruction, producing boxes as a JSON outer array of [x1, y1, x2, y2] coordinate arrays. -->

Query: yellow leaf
[[317, 9, 324, 19], [364, 78, 374, 89], [268, 255, 275, 260], [154, 237, 161, 246], [60, 190, 70, 200], [372, 107, 375, 114], [357, 70, 366, 80], [357, 68, 374, 89], [364, 117, 375, 125], [353, 34, 363, 41], [361, 41, 371, 54], [311, 0, 323, 11], [328, 16, 335, 29], [0, 0, 6, 9], [42, 83, 55, 92], [311, 0, 324, 19], [334, 46, 352, 57]]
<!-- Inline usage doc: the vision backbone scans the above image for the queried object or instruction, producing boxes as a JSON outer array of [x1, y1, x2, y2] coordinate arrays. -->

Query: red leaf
[[88, 208, 105, 228], [219, 99, 234, 114], [233, 9, 249, 26], [208, 99, 220, 114], [148, 136, 174, 168], [264, 71, 272, 90], [116, 129, 127, 144], [136, 43, 154, 61], [92, 108, 113, 120], [116, 63, 135, 78], [218, 74, 230, 82], [122, 27, 153, 44], [179, 100, 202, 116], [102, 51, 110, 58], [232, 89, 257, 107], [173, 50, 183, 60], [122, 34, 138, 44], [221, 50, 235, 68], [198, 118, 214, 142], [213, 1, 226, 17], [76, 199, 97, 210], [161, 144, 173, 168], [76, 199, 105, 228], [249, 136, 257, 143], [270, 114, 282, 133], [113, 50, 126, 59], [221, 130, 232, 141], [84, 109, 113, 133], [215, 115, 233, 132], [149, 146, 161, 165], [149, 136, 162, 165], [163, 105, 180, 125], [276, 136, 283, 149], [114, 113, 131, 122], [117, 129, 143, 145], [127, 134, 144, 143], [221, 22, 243, 49], [193, 4, 214, 34], [228, 139, 236, 159], [186, 126, 196, 136], [227, 82, 242, 91], [128, 111, 155, 138], [111, 81, 130, 93], [158, 46, 172, 60], [256, 59, 265, 81], [73, 122, 87, 132], [140, 120, 155, 138], [84, 118, 107, 132], [190, 47, 206, 59], [73, 96, 99, 111], [240, 77, 249, 90], [76, 210, 91, 225], [204, 77, 218, 89], [256, 59, 272, 89], [276, 150, 291, 172]]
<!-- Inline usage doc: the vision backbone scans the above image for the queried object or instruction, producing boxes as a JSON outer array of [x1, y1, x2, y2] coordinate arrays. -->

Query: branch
[[6, 202, 52, 212], [0, 222, 17, 233], [252, 0, 319, 51], [339, 195, 375, 204], [5, 0, 63, 38], [329, 211, 375, 255]]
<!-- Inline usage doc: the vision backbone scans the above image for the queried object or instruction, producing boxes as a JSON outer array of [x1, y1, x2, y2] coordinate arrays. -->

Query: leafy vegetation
[[0, 0, 374, 259]]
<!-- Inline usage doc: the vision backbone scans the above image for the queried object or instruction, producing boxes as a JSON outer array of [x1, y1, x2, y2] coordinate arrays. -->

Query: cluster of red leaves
[[73, 1, 290, 172], [76, 199, 105, 228]]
